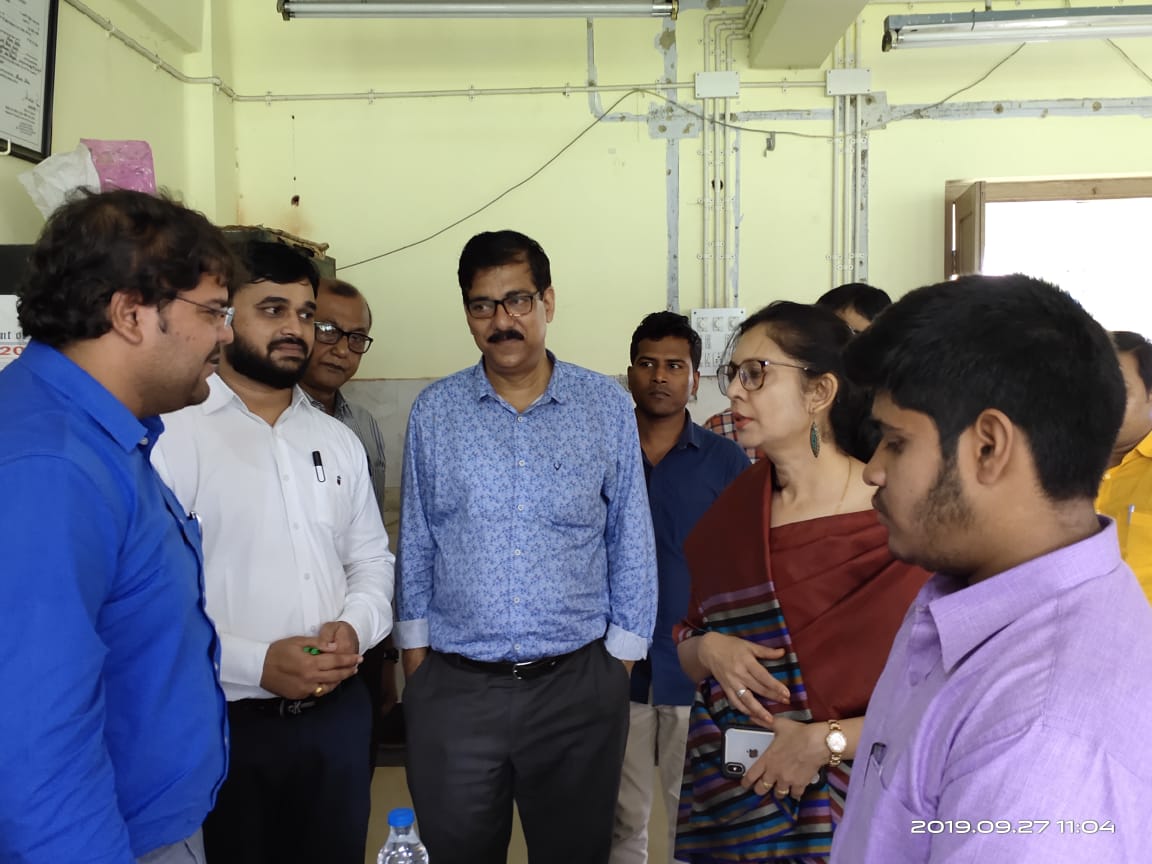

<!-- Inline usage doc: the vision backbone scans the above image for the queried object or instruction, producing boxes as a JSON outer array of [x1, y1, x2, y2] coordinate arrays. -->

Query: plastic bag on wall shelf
[[17, 143, 101, 219], [81, 139, 156, 196]]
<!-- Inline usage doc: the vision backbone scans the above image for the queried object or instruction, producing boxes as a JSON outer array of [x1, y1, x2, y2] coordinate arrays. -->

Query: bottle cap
[[388, 807, 416, 828]]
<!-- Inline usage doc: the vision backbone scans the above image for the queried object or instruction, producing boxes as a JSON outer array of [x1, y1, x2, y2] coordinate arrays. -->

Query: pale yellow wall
[[223, 9, 675, 379], [0, 0, 227, 244], [222, 1, 1152, 380], [5, 1, 1152, 379]]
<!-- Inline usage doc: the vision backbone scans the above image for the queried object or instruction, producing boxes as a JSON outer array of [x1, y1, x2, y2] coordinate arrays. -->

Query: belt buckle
[[281, 698, 307, 717], [511, 661, 536, 681]]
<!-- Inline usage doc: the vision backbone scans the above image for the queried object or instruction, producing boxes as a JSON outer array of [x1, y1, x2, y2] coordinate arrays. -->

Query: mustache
[[488, 330, 524, 344], [871, 491, 887, 517], [270, 337, 309, 352]]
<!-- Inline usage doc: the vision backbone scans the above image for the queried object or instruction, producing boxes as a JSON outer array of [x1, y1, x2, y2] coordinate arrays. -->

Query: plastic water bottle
[[377, 807, 430, 864]]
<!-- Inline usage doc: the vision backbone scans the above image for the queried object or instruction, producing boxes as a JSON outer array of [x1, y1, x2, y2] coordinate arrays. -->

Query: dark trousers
[[360, 637, 390, 770], [404, 641, 631, 864], [204, 676, 372, 864]]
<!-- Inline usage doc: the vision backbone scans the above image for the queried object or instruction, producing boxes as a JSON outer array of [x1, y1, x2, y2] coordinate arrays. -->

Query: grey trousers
[[137, 829, 206, 864]]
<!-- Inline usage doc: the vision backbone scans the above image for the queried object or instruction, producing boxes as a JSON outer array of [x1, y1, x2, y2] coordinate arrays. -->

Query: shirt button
[[282, 474, 290, 481], [139, 437, 149, 447], [518, 460, 526, 467], [513, 549, 522, 556], [513, 596, 520, 604], [514, 643, 521, 651], [517, 416, 525, 423], [517, 504, 525, 512], [304, 572, 312, 581], [293, 523, 300, 530]]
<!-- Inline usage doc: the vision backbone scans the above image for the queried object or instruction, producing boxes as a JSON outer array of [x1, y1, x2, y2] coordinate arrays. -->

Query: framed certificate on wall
[[0, 295, 26, 371], [0, 0, 59, 163]]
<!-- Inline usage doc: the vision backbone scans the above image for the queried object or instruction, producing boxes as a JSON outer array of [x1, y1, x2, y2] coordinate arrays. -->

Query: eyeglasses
[[172, 295, 234, 328], [314, 321, 374, 354], [464, 290, 541, 320], [717, 358, 809, 394]]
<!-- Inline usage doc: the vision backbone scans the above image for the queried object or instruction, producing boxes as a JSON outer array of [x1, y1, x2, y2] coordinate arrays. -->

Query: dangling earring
[[810, 421, 821, 458]]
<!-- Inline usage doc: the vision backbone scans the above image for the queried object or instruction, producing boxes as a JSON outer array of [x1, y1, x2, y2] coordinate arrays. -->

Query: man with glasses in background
[[396, 229, 658, 864], [301, 277, 401, 768], [153, 241, 394, 864]]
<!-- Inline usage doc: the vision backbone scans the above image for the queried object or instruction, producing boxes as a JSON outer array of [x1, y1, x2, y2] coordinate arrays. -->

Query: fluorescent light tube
[[279, 1, 677, 19], [884, 6, 1152, 51]]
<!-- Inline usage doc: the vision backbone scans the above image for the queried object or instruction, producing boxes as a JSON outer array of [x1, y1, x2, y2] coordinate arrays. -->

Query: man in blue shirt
[[612, 312, 749, 864], [397, 230, 658, 864], [0, 190, 232, 864]]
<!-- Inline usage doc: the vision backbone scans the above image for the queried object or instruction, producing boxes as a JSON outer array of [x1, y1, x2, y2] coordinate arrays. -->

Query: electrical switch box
[[690, 307, 746, 375]]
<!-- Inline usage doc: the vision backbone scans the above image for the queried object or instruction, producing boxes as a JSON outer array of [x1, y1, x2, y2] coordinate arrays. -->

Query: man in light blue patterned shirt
[[397, 230, 658, 864]]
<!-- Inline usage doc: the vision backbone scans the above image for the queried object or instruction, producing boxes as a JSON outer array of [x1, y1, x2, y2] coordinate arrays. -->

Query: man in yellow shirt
[[1097, 330, 1152, 602]]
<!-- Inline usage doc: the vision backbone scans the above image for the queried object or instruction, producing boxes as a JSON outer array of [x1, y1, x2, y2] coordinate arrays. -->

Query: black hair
[[1113, 331, 1152, 393], [844, 274, 1124, 501], [630, 311, 703, 371], [17, 189, 236, 348], [732, 301, 876, 461], [457, 230, 551, 301], [234, 240, 319, 295], [321, 278, 372, 328], [815, 282, 892, 322]]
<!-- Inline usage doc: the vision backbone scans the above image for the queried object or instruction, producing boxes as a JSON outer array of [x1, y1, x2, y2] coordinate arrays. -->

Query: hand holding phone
[[723, 726, 776, 778], [722, 725, 824, 787]]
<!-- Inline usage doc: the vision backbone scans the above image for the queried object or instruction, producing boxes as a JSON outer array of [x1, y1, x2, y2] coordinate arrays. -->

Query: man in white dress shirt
[[153, 241, 394, 864]]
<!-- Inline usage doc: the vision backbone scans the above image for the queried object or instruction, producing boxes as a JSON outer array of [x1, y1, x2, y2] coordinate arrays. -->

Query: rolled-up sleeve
[[602, 393, 657, 661], [395, 395, 434, 650]]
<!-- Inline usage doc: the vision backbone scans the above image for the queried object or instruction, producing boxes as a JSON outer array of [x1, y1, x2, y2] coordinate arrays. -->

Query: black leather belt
[[231, 680, 345, 718], [441, 641, 592, 680]]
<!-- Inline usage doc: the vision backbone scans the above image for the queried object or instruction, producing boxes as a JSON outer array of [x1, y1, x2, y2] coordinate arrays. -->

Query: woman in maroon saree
[[674, 302, 927, 863]]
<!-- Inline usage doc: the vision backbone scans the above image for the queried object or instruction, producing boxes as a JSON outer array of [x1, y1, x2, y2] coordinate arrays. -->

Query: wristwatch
[[825, 719, 847, 767]]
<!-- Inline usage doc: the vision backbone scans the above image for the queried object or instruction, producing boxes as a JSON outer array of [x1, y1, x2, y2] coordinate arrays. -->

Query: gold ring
[[314, 685, 324, 695]]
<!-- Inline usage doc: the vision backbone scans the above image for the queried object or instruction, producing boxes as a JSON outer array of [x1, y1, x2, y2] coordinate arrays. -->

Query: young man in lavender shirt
[[832, 274, 1152, 863]]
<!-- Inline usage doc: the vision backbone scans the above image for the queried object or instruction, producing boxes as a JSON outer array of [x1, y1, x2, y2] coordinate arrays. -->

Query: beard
[[906, 453, 976, 573], [226, 331, 310, 390]]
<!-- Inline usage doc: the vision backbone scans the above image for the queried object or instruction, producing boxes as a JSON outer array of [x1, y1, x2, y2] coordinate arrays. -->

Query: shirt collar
[[203, 374, 312, 416], [305, 387, 352, 419], [469, 350, 564, 408], [20, 340, 152, 453], [680, 411, 703, 449], [1130, 428, 1152, 462], [928, 517, 1121, 673]]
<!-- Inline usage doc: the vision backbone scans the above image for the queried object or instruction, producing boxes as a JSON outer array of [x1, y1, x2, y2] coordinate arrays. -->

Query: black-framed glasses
[[314, 321, 374, 354], [172, 295, 234, 327], [464, 290, 541, 320], [717, 358, 809, 394]]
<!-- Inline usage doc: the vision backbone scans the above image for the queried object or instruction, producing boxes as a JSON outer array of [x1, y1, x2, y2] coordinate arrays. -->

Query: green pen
[[302, 645, 322, 655]]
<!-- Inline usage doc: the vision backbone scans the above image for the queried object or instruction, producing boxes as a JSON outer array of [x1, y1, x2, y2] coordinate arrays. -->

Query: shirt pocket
[[542, 456, 604, 529], [309, 466, 351, 533]]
